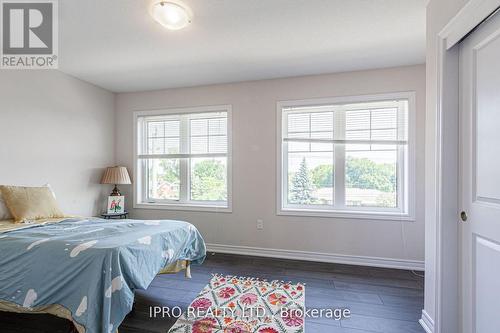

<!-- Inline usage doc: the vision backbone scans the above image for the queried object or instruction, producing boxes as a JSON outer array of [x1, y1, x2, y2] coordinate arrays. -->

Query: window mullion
[[334, 110, 346, 208], [179, 116, 189, 203], [397, 144, 405, 211], [282, 111, 287, 208], [397, 101, 407, 212], [142, 120, 151, 203], [142, 158, 149, 203]]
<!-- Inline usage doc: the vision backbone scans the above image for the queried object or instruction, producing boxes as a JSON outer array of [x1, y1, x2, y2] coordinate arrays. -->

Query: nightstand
[[101, 212, 128, 219]]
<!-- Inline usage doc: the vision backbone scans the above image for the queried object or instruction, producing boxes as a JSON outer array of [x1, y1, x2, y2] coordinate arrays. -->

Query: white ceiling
[[59, 0, 426, 93]]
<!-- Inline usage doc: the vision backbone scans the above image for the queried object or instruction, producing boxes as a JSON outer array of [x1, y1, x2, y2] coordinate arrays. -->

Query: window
[[277, 93, 415, 220], [134, 105, 231, 211]]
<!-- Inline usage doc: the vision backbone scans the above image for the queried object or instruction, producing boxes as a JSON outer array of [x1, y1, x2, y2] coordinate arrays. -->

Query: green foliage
[[159, 159, 179, 183], [311, 164, 333, 188], [156, 159, 227, 201], [155, 155, 396, 207], [190, 159, 227, 201], [289, 158, 314, 204], [293, 157, 396, 207], [308, 157, 395, 193], [345, 157, 396, 192]]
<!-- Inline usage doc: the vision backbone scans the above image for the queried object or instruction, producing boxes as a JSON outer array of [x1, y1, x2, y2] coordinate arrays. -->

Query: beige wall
[[116, 65, 426, 264], [0, 71, 115, 216]]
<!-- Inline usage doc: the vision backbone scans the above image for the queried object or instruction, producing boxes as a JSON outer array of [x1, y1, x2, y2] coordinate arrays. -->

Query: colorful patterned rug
[[168, 274, 305, 333]]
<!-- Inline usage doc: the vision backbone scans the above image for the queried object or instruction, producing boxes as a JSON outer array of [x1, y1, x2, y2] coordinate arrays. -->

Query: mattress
[[0, 217, 206, 333]]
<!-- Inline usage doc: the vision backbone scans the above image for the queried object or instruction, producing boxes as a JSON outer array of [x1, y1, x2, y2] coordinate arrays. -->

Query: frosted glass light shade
[[151, 1, 192, 30]]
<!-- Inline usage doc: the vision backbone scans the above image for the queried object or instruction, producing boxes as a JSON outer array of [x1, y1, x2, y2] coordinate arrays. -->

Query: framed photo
[[107, 196, 125, 214]]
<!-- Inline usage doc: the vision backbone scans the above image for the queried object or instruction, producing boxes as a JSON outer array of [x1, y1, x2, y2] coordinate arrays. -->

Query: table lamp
[[101, 166, 131, 196]]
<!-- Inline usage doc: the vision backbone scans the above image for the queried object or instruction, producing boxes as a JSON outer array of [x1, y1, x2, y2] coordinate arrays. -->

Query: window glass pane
[[288, 141, 310, 152], [311, 112, 333, 132], [310, 131, 334, 152], [371, 108, 397, 129], [287, 152, 333, 205], [148, 137, 180, 154], [148, 138, 165, 154], [345, 108, 399, 142], [165, 138, 180, 154], [148, 121, 164, 137], [146, 120, 180, 154], [311, 142, 334, 152], [288, 113, 310, 133], [190, 158, 227, 201], [346, 130, 370, 141], [147, 159, 180, 201], [345, 146, 397, 208], [208, 118, 227, 135], [190, 116, 228, 155], [346, 110, 370, 130], [191, 136, 208, 154], [191, 119, 208, 136], [208, 135, 227, 153], [371, 144, 397, 151], [345, 144, 371, 151], [286, 133, 308, 152], [310, 131, 333, 140], [371, 129, 397, 141], [287, 112, 333, 140], [164, 120, 180, 137]]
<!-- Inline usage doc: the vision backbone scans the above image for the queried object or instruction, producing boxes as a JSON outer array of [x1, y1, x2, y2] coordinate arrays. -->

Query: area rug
[[168, 274, 305, 333]]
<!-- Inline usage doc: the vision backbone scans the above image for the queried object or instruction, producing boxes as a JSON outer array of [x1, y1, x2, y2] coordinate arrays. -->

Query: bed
[[0, 217, 206, 333]]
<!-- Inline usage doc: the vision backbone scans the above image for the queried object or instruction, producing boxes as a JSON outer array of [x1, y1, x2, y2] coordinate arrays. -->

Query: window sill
[[134, 202, 232, 213], [277, 208, 415, 221]]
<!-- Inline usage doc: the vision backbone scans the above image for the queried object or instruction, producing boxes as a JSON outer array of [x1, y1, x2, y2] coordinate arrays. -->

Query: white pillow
[[0, 192, 12, 220], [0, 183, 56, 220], [44, 183, 57, 199]]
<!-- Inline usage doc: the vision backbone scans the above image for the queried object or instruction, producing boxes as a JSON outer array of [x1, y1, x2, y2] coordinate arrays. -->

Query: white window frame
[[133, 104, 232, 213], [276, 92, 416, 221]]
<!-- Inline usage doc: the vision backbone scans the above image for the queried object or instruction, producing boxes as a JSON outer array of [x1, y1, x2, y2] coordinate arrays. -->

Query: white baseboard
[[206, 243, 424, 271], [419, 310, 435, 333]]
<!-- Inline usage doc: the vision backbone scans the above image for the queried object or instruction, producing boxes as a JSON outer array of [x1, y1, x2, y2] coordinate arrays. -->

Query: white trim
[[133, 104, 232, 117], [138, 153, 227, 159], [429, 2, 500, 333], [132, 104, 233, 213], [134, 202, 232, 213], [432, 35, 447, 333], [441, 0, 500, 49], [206, 243, 425, 271], [277, 208, 414, 221], [419, 310, 435, 333], [276, 92, 416, 220], [277, 92, 417, 108], [283, 138, 408, 145]]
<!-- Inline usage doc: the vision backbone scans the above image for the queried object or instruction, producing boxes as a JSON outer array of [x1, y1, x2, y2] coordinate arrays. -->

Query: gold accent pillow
[[0, 185, 66, 223]]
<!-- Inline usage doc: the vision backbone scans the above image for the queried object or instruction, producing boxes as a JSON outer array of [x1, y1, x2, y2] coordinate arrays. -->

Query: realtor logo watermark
[[1, 0, 58, 69]]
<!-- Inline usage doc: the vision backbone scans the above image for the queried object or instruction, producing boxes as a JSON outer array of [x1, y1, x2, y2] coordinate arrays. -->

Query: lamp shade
[[101, 166, 131, 185]]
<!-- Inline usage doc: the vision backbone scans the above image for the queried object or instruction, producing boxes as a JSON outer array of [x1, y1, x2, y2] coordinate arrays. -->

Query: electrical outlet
[[256, 219, 264, 230]]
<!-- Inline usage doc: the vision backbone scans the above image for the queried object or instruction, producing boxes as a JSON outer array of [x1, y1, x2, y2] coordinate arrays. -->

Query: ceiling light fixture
[[151, 1, 192, 30]]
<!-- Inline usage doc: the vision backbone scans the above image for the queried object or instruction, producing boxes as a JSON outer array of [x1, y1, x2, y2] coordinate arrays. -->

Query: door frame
[[426, 1, 500, 333]]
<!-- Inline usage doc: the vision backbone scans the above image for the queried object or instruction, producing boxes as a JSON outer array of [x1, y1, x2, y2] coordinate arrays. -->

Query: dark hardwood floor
[[0, 253, 424, 333]]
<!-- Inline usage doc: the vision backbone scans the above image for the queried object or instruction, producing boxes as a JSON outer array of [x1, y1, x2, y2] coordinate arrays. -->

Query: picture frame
[[107, 196, 125, 214]]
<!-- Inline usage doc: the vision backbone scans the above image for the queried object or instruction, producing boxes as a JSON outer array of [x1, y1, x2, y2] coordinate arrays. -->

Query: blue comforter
[[0, 218, 206, 333]]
